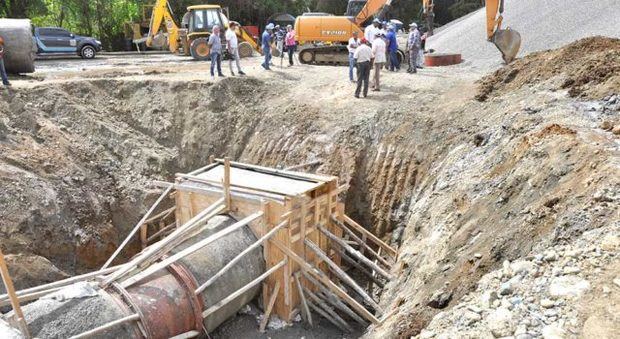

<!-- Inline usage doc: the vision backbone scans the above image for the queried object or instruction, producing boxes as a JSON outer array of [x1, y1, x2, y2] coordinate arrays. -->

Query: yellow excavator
[[295, 0, 521, 65], [138, 0, 259, 60]]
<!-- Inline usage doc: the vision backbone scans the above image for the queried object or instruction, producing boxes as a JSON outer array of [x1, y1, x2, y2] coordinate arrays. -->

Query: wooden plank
[[294, 273, 312, 326], [334, 246, 384, 288], [121, 211, 263, 288], [0, 249, 31, 338], [214, 158, 335, 183], [202, 259, 286, 318], [305, 297, 348, 332], [331, 216, 392, 268], [144, 206, 176, 225], [319, 225, 392, 280], [303, 285, 352, 332], [102, 185, 173, 269], [303, 272, 367, 325], [195, 220, 287, 294], [304, 239, 380, 311], [259, 280, 281, 333], [69, 313, 139, 339], [102, 200, 225, 286], [269, 238, 380, 324], [224, 157, 232, 210], [343, 215, 397, 258], [146, 222, 176, 243]]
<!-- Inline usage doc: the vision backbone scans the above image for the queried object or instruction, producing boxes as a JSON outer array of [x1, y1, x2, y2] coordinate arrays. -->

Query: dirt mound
[[476, 37, 620, 101]]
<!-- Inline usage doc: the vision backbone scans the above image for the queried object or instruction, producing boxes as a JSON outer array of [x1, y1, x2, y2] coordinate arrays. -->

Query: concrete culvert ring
[[238, 42, 253, 58], [190, 38, 211, 61]]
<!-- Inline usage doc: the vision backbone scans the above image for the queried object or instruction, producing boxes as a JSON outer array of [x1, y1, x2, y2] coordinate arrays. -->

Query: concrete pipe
[[20, 215, 265, 338], [0, 19, 36, 74]]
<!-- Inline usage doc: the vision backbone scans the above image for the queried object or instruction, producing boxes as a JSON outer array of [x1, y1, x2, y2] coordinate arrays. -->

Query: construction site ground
[[1, 36, 619, 338]]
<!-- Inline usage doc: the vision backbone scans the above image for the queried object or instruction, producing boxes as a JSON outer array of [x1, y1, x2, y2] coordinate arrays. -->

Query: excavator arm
[[145, 0, 180, 53], [486, 0, 521, 63], [354, 0, 393, 26]]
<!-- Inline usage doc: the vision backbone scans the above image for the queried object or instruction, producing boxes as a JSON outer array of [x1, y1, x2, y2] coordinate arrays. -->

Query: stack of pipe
[[0, 19, 36, 74]]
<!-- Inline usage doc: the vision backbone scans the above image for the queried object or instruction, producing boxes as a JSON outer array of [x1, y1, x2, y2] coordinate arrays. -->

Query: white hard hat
[[409, 22, 418, 28], [373, 18, 381, 24], [266, 23, 275, 30]]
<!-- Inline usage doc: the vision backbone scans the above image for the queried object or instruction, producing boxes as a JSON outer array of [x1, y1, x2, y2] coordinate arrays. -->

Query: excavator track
[[298, 45, 351, 66]]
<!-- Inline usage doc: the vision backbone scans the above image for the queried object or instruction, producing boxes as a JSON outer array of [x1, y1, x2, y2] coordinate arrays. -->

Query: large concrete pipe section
[[0, 19, 36, 74], [20, 215, 265, 338]]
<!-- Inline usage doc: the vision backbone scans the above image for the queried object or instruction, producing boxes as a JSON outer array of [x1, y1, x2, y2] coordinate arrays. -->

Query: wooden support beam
[[102, 185, 173, 269], [102, 200, 225, 286], [122, 211, 263, 288], [304, 239, 381, 311], [319, 225, 393, 281], [0, 249, 31, 338], [302, 272, 367, 326], [259, 280, 281, 333], [146, 222, 176, 243], [195, 220, 287, 294], [144, 206, 176, 225], [303, 285, 352, 332], [334, 246, 385, 288], [0, 265, 119, 304], [343, 215, 397, 258], [332, 216, 392, 268], [68, 313, 140, 339], [269, 238, 380, 324], [305, 298, 348, 332], [202, 259, 286, 318], [294, 273, 312, 327], [223, 157, 232, 210]]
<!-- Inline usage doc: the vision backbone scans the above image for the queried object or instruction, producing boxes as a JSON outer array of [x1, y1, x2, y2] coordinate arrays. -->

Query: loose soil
[[476, 37, 620, 101], [1, 37, 619, 338]]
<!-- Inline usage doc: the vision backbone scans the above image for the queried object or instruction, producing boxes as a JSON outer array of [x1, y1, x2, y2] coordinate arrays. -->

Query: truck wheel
[[80, 45, 96, 59], [299, 50, 314, 64], [190, 38, 211, 61], [238, 42, 253, 58]]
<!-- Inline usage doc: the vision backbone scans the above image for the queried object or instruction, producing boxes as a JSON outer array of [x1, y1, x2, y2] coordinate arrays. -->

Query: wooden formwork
[[174, 159, 347, 323]]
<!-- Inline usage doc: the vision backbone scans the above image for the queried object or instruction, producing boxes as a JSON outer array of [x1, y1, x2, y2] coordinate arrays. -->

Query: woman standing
[[285, 25, 296, 67]]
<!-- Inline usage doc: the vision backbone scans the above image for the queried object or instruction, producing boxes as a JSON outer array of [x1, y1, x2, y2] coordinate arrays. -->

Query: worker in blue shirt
[[261, 23, 274, 70], [386, 25, 400, 72]]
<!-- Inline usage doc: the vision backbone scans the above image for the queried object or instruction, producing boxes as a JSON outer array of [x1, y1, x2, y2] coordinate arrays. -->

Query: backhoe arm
[[354, 0, 393, 26], [146, 0, 180, 53], [485, 0, 521, 64], [485, 0, 504, 40]]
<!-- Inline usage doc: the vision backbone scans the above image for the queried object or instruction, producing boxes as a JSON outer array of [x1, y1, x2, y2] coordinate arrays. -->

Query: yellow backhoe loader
[[295, 0, 521, 65], [138, 0, 259, 60]]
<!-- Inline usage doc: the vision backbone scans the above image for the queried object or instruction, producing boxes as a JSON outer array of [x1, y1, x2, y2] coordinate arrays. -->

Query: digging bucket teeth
[[493, 27, 522, 64]]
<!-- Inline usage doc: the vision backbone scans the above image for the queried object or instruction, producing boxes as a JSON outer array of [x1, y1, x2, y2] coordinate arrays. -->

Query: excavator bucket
[[493, 27, 521, 64]]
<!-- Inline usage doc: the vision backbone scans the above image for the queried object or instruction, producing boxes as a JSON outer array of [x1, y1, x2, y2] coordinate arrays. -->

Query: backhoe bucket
[[493, 27, 521, 64]]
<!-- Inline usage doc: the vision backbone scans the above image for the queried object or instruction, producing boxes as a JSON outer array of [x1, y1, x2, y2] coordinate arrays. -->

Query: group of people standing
[[261, 23, 297, 70], [349, 19, 423, 98]]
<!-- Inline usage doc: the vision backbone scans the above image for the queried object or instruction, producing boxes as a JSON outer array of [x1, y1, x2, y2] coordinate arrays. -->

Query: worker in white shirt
[[364, 18, 381, 43], [347, 31, 361, 83], [225, 22, 245, 76], [353, 38, 372, 98], [371, 32, 387, 91]]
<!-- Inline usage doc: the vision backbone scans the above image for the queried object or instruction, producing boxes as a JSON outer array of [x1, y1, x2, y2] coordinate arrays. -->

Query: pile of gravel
[[427, 0, 620, 70]]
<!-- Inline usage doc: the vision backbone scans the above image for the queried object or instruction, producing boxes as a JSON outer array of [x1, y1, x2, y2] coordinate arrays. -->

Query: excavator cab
[[184, 5, 228, 60]]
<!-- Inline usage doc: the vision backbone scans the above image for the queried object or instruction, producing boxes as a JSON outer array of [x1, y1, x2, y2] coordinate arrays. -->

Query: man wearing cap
[[353, 38, 372, 98], [262, 23, 274, 70], [364, 19, 381, 43], [386, 25, 400, 72], [371, 32, 387, 91], [407, 23, 422, 73], [226, 22, 245, 76], [208, 25, 225, 78], [347, 31, 360, 82], [0, 36, 10, 87]]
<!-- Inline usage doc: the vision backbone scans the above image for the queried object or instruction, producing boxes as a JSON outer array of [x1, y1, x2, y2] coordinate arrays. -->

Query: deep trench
[[1, 78, 422, 337]]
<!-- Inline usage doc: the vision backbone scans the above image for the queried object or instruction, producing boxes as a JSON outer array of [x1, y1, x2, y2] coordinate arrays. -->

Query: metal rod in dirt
[[102, 185, 173, 269], [195, 219, 287, 294], [202, 259, 286, 318], [121, 211, 263, 288], [68, 313, 140, 339]]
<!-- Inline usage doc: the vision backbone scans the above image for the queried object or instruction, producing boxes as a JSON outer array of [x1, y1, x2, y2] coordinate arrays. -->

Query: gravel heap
[[414, 224, 620, 339], [427, 0, 620, 70]]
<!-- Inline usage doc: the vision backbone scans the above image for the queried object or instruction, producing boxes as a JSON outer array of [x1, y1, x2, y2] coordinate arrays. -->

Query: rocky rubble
[[415, 226, 619, 339]]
